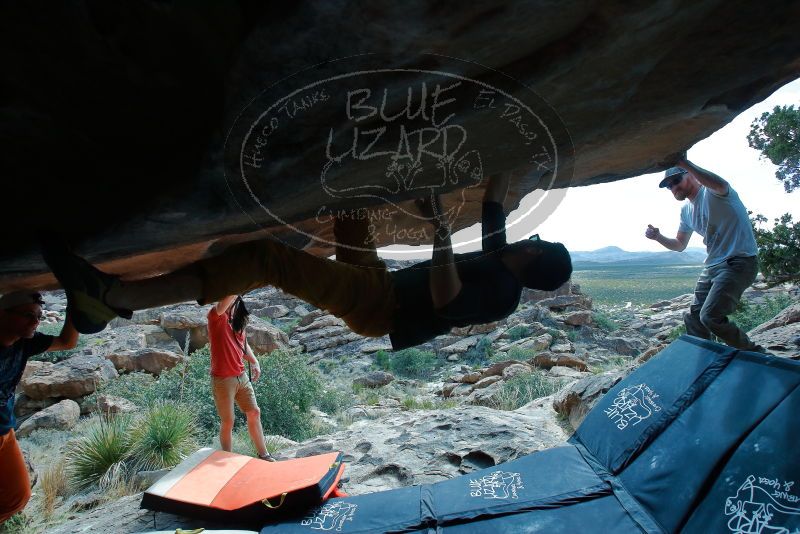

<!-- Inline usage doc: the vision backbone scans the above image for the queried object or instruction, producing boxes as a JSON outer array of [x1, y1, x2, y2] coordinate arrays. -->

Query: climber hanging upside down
[[42, 173, 572, 350]]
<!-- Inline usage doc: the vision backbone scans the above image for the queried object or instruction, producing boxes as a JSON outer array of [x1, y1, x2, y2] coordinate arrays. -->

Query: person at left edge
[[0, 291, 79, 523]]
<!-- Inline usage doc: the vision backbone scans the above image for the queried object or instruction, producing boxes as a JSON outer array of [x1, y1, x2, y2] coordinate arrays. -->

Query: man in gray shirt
[[645, 156, 762, 351]]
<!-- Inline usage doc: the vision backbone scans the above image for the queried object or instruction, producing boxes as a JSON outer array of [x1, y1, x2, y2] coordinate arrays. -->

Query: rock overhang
[[1, 1, 799, 292]]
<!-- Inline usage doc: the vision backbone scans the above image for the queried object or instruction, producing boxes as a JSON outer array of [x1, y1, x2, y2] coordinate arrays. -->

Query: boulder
[[471, 375, 503, 390], [21, 354, 118, 400], [353, 371, 395, 389], [549, 366, 587, 379], [450, 322, 501, 336], [537, 295, 593, 311], [552, 370, 627, 430], [260, 304, 290, 319], [459, 371, 483, 384], [297, 309, 327, 328], [530, 352, 588, 372], [550, 342, 575, 354], [482, 360, 525, 378], [295, 325, 361, 352], [246, 317, 290, 354], [564, 311, 593, 326], [17, 399, 80, 437], [360, 341, 393, 353], [466, 382, 504, 406], [442, 383, 473, 398], [502, 363, 533, 380], [92, 394, 139, 415], [13, 394, 58, 418], [105, 348, 185, 375], [750, 302, 800, 335], [18, 360, 52, 391], [599, 336, 647, 356], [519, 333, 553, 352], [440, 335, 483, 354]]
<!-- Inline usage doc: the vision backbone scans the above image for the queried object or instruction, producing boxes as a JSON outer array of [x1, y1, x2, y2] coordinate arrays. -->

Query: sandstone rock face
[[553, 370, 627, 430], [13, 394, 58, 418], [530, 352, 588, 372], [19, 361, 51, 388], [21, 355, 118, 400], [246, 317, 289, 354], [749, 302, 800, 359], [105, 348, 185, 375], [260, 304, 290, 319], [5, 2, 800, 294], [353, 371, 395, 389], [17, 399, 80, 437], [92, 394, 139, 415], [287, 404, 568, 494], [564, 311, 593, 326]]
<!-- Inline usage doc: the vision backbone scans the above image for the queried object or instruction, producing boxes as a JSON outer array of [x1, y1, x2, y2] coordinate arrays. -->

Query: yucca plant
[[126, 402, 198, 473], [65, 414, 133, 490]]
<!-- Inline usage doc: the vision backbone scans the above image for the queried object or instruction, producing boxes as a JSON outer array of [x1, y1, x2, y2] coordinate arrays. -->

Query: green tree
[[750, 212, 800, 285], [747, 103, 800, 286], [747, 104, 800, 192]]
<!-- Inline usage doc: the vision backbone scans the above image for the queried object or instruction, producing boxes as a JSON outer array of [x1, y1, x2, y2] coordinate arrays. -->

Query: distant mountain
[[571, 246, 706, 266]]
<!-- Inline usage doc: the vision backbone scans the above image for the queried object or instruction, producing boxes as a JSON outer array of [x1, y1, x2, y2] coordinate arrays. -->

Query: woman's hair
[[229, 296, 250, 333]]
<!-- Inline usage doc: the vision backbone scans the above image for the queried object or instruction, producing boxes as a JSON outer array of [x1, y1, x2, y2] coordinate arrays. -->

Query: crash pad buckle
[[262, 492, 288, 509]]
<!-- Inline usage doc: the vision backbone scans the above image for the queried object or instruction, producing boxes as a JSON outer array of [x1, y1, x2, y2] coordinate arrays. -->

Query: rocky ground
[[11, 277, 800, 533]]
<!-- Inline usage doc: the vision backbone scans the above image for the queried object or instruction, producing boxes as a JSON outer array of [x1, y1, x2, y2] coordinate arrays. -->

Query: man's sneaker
[[40, 237, 132, 334], [258, 452, 277, 462]]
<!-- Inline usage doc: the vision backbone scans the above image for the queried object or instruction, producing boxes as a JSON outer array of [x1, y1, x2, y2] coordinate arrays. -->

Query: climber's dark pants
[[192, 218, 396, 338]]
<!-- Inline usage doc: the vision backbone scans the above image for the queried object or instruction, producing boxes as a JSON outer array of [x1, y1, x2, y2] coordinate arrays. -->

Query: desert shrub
[[0, 512, 30, 533], [389, 348, 438, 379], [505, 325, 532, 341], [666, 324, 687, 342], [317, 360, 336, 374], [278, 318, 301, 335], [374, 349, 391, 371], [492, 372, 562, 411], [566, 329, 579, 342], [135, 347, 219, 436], [251, 350, 322, 441], [89, 371, 157, 408], [126, 402, 198, 472], [506, 346, 535, 362], [464, 336, 495, 364], [401, 397, 459, 410], [592, 311, 619, 332], [316, 387, 354, 415], [94, 345, 324, 442], [731, 294, 793, 333], [590, 356, 630, 374], [65, 414, 133, 490]]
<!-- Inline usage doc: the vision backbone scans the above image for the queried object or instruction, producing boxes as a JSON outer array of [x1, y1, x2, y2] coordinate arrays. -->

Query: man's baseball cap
[[0, 291, 44, 310], [659, 167, 688, 188]]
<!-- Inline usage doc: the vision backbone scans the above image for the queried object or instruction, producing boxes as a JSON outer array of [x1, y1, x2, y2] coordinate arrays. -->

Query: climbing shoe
[[40, 236, 132, 334], [258, 452, 277, 462]]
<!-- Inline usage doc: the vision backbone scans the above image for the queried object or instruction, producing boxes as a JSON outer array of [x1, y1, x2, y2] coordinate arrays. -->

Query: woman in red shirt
[[207, 295, 274, 461]]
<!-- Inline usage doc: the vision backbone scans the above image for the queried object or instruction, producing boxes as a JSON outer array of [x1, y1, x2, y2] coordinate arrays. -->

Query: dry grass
[[40, 462, 68, 520]]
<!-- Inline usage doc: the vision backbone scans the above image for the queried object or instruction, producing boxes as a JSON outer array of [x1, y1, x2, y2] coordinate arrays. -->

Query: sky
[[380, 78, 799, 257]]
